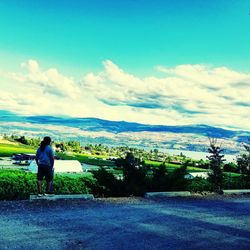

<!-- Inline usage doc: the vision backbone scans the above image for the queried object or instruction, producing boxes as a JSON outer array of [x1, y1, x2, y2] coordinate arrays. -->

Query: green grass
[[224, 172, 241, 177], [55, 172, 94, 178], [57, 152, 116, 167], [145, 159, 207, 172], [0, 143, 36, 157]]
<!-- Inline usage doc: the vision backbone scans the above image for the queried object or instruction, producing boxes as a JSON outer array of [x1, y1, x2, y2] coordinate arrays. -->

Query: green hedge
[[1, 169, 249, 200], [0, 170, 96, 200]]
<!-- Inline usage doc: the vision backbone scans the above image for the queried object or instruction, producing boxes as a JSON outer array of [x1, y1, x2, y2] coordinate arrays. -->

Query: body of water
[[163, 149, 237, 162]]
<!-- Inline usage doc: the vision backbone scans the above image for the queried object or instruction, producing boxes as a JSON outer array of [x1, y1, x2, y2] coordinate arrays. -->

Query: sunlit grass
[[145, 159, 207, 172], [0, 143, 35, 157]]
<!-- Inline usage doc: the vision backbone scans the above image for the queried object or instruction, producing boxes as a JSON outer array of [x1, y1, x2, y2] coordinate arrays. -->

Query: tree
[[15, 136, 28, 145], [207, 138, 225, 194], [116, 152, 148, 196], [237, 140, 250, 186], [151, 163, 169, 191], [92, 167, 122, 197], [169, 164, 188, 191]]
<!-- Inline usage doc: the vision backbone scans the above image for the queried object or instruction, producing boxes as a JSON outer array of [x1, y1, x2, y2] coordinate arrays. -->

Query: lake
[[163, 149, 237, 162]]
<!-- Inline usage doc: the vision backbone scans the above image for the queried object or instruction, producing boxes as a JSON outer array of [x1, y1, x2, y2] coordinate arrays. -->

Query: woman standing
[[35, 136, 54, 196]]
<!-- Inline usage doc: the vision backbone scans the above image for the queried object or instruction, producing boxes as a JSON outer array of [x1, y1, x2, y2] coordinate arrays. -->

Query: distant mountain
[[0, 110, 249, 138], [1, 110, 249, 154], [2, 113, 248, 138]]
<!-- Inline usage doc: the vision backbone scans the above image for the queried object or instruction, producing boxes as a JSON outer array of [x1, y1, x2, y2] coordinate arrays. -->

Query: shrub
[[222, 175, 250, 189], [169, 165, 188, 191], [0, 170, 37, 200], [91, 167, 123, 197], [223, 162, 238, 173], [0, 170, 95, 200], [121, 153, 149, 196], [150, 163, 170, 191], [188, 178, 212, 193], [53, 175, 94, 194]]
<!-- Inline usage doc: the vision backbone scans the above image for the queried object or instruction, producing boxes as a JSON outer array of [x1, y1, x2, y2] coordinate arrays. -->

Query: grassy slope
[[57, 152, 116, 167], [145, 159, 206, 172], [0, 142, 36, 157]]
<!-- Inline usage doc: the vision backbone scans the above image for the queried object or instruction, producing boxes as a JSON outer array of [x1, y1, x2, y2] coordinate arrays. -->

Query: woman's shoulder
[[45, 145, 52, 150], [45, 145, 54, 153]]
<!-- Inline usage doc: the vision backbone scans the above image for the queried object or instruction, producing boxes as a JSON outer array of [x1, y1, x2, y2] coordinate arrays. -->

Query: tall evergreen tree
[[237, 140, 250, 186], [116, 152, 148, 196], [207, 138, 225, 194]]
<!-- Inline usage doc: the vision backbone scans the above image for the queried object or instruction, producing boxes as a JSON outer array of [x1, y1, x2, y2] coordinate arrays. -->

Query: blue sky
[[0, 0, 250, 130]]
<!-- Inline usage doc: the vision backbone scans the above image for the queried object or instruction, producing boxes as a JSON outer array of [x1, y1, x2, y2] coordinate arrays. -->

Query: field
[[57, 152, 116, 167], [145, 159, 206, 172], [0, 142, 36, 157]]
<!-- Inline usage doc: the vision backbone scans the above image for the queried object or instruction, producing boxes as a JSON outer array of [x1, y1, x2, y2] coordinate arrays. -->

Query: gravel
[[0, 196, 250, 250]]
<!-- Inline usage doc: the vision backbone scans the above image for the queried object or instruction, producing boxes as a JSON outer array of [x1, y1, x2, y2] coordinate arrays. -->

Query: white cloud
[[13, 59, 81, 98], [1, 59, 250, 130]]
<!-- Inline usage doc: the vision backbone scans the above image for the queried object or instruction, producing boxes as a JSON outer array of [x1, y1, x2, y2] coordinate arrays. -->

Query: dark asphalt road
[[0, 197, 249, 250]]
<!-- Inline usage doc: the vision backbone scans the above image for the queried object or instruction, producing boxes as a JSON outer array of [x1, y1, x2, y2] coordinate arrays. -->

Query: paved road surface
[[0, 197, 249, 250]]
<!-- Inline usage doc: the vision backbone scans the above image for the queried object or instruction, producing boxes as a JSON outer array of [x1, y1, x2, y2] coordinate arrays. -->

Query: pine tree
[[237, 140, 250, 186], [207, 138, 225, 194]]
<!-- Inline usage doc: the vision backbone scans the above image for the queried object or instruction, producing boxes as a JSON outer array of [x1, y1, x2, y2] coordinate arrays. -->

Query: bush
[[0, 170, 37, 200], [169, 166, 188, 191], [222, 175, 250, 189], [223, 162, 238, 173], [188, 178, 212, 193], [53, 175, 94, 194], [91, 167, 123, 197], [0, 170, 95, 200], [150, 164, 170, 192]]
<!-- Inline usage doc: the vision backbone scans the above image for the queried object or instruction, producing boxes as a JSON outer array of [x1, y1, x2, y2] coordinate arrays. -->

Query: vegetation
[[91, 167, 123, 197], [0, 142, 35, 157], [206, 139, 225, 194], [236, 140, 250, 188], [0, 170, 95, 200], [57, 152, 115, 166], [0, 135, 249, 200], [3, 134, 40, 147]]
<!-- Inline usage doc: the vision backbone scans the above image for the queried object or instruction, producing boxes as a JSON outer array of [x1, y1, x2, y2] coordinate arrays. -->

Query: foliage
[[52, 175, 94, 194], [196, 159, 210, 169], [223, 162, 238, 173], [222, 174, 250, 189], [207, 139, 225, 193], [188, 177, 212, 193], [5, 135, 40, 147], [237, 141, 250, 183], [116, 152, 149, 196], [145, 159, 206, 172], [91, 167, 123, 197], [150, 163, 170, 191], [0, 170, 95, 200], [169, 165, 188, 191], [0, 170, 36, 200], [1, 135, 249, 198]]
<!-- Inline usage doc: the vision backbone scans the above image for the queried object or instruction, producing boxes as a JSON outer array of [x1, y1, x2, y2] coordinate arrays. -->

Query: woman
[[35, 136, 54, 196]]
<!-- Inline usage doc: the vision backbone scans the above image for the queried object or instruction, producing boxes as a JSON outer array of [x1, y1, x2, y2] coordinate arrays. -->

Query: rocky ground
[[0, 195, 250, 250]]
